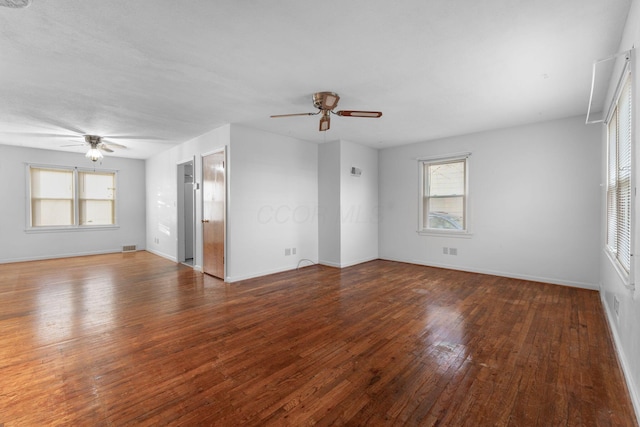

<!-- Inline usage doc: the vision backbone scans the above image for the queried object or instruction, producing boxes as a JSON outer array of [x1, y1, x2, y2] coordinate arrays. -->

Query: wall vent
[[122, 245, 137, 253]]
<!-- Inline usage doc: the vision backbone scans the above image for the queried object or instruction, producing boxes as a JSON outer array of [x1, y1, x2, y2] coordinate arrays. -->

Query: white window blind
[[606, 72, 632, 279], [30, 168, 75, 227], [78, 171, 115, 225], [29, 166, 117, 229]]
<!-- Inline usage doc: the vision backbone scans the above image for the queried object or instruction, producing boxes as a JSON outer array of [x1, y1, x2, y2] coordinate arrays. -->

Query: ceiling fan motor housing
[[313, 92, 340, 111]]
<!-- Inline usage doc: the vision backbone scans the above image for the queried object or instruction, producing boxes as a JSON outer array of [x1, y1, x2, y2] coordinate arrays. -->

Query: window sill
[[25, 225, 120, 234], [417, 230, 473, 239], [604, 247, 635, 292]]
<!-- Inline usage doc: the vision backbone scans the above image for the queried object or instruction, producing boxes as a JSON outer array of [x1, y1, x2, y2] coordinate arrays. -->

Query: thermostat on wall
[[350, 166, 362, 177]]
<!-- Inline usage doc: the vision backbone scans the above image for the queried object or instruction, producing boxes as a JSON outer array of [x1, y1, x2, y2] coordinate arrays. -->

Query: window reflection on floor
[[36, 275, 114, 344]]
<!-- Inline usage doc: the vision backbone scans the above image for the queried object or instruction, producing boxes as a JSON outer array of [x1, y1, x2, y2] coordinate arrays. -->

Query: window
[[419, 154, 469, 234], [606, 71, 633, 282], [78, 171, 116, 225], [29, 166, 116, 229]]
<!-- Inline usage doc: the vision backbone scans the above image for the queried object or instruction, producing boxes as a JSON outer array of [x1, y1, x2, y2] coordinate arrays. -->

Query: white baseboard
[[319, 256, 377, 269], [226, 262, 315, 283], [600, 291, 640, 423], [379, 256, 599, 290], [318, 260, 341, 268], [0, 248, 129, 264], [145, 248, 177, 263]]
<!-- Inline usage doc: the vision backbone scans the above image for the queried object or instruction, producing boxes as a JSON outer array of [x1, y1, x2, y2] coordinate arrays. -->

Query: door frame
[[176, 157, 196, 266], [201, 147, 227, 280]]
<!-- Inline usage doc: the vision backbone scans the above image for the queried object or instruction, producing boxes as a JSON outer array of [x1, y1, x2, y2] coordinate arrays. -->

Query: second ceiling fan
[[271, 92, 382, 131]]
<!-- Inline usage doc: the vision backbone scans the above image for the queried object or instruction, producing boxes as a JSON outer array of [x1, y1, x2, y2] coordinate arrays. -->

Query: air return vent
[[122, 245, 137, 253]]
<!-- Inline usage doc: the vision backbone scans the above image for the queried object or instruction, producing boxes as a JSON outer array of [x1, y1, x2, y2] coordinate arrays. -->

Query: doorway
[[177, 159, 196, 266], [202, 150, 226, 279]]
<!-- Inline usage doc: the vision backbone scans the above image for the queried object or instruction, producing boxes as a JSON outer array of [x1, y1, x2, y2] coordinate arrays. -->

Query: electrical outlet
[[292, 248, 296, 255], [443, 247, 448, 254], [285, 248, 291, 256], [449, 248, 458, 256], [614, 295, 620, 319]]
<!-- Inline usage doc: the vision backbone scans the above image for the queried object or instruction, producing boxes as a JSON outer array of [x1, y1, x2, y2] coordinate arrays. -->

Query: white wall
[[145, 124, 230, 269], [318, 140, 341, 266], [0, 144, 146, 262], [379, 115, 601, 289], [318, 140, 379, 268], [339, 140, 379, 267], [599, 0, 640, 417], [227, 125, 318, 281]]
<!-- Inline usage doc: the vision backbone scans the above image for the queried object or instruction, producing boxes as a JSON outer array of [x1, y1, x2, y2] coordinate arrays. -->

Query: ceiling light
[[86, 147, 103, 162], [319, 115, 330, 131]]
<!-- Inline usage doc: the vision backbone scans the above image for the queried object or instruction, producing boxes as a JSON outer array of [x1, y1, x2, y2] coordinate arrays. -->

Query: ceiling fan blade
[[60, 144, 85, 147], [99, 144, 114, 153], [102, 135, 168, 142], [101, 140, 127, 149], [270, 112, 318, 118], [6, 132, 80, 138], [335, 110, 383, 118]]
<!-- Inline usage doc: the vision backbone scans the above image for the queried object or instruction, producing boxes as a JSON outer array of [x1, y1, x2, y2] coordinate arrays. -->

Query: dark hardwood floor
[[0, 252, 636, 426]]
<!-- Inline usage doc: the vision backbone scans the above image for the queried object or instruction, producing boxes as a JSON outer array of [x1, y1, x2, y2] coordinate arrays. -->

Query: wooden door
[[202, 151, 225, 279]]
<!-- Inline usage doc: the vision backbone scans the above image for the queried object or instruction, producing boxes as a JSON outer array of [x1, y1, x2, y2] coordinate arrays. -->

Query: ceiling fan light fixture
[[86, 147, 103, 162], [319, 114, 330, 131]]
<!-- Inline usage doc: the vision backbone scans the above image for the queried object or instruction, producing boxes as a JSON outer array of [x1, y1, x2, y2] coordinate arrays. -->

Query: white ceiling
[[0, 0, 631, 159]]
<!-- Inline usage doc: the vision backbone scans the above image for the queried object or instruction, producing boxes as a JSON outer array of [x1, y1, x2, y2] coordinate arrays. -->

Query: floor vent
[[122, 245, 137, 253]]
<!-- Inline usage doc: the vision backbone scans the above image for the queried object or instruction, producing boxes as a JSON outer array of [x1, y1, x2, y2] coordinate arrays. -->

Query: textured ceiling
[[0, 0, 631, 159]]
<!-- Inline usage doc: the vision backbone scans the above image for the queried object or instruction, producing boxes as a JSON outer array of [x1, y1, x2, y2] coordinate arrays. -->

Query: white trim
[[145, 247, 178, 263], [24, 225, 120, 233], [600, 291, 640, 421], [604, 66, 635, 292], [418, 154, 471, 235], [319, 256, 377, 269], [605, 55, 632, 125], [0, 248, 130, 264], [587, 49, 632, 124], [200, 148, 227, 280], [176, 157, 197, 265], [417, 230, 473, 238], [26, 163, 118, 231], [318, 260, 341, 268], [379, 256, 600, 290], [604, 248, 636, 291], [225, 262, 316, 283], [416, 152, 472, 162]]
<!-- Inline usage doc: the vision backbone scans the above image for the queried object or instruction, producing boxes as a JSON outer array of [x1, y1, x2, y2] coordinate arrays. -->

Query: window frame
[[605, 62, 634, 290], [417, 153, 471, 237], [26, 164, 119, 232]]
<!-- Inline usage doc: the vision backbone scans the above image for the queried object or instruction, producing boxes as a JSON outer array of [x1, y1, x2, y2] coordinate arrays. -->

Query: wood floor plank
[[0, 252, 636, 426]]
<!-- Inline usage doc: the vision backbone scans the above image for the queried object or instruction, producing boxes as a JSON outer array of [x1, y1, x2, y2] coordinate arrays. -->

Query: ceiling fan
[[62, 135, 127, 162], [271, 92, 382, 131]]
